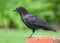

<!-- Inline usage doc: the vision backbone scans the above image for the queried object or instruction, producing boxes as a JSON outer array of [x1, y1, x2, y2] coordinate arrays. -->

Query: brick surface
[[26, 36, 60, 43], [53, 36, 60, 43]]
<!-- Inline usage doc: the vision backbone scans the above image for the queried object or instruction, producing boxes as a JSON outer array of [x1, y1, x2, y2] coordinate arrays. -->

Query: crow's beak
[[13, 9, 16, 12]]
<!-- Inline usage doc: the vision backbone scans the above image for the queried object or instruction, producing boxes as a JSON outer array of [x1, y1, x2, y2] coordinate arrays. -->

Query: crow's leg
[[29, 29, 35, 38]]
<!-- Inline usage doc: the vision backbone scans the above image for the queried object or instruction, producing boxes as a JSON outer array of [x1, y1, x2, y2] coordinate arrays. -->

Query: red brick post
[[26, 36, 60, 43]]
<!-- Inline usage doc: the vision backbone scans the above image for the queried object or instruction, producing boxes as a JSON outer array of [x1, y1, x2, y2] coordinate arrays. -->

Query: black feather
[[14, 7, 56, 37]]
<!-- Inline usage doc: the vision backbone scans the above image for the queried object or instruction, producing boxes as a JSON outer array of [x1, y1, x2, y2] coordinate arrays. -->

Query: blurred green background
[[0, 0, 60, 43], [0, 0, 60, 29]]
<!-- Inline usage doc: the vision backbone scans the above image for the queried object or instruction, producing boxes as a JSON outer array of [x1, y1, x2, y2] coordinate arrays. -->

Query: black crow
[[13, 7, 56, 37]]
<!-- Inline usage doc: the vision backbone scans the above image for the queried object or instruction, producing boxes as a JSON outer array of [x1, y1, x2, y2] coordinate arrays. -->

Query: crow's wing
[[24, 14, 56, 32], [25, 15, 47, 26]]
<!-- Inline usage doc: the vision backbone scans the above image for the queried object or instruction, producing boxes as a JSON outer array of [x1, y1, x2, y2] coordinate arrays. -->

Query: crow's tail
[[47, 26, 56, 32], [42, 25, 56, 32]]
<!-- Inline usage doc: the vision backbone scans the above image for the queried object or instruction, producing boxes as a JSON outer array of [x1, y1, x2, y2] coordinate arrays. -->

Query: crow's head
[[13, 7, 28, 14]]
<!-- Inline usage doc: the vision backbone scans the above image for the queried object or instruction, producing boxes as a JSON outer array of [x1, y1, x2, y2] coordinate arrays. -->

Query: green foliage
[[0, 0, 60, 29]]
